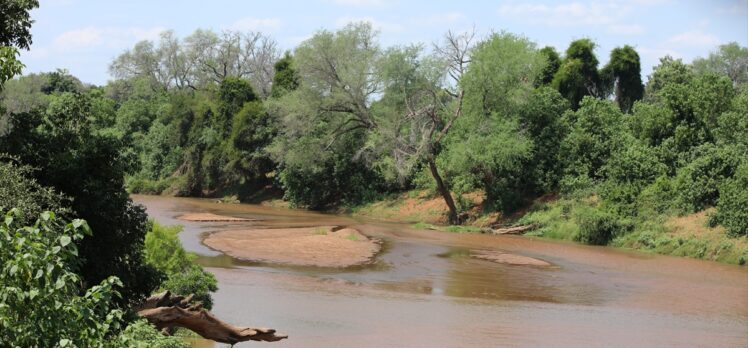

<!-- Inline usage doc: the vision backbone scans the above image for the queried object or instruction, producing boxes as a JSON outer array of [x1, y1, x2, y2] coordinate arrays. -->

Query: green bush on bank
[[144, 221, 218, 309]]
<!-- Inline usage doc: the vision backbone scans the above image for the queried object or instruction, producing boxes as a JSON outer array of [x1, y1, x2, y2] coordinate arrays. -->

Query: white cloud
[[668, 30, 721, 47], [497, 1, 626, 27], [53, 26, 165, 51], [335, 16, 404, 33], [227, 17, 282, 32], [608, 24, 645, 35], [54, 27, 102, 48]]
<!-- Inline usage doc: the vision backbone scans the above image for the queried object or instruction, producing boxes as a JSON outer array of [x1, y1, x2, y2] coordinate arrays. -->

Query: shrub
[[144, 221, 217, 309], [574, 208, 624, 245], [117, 320, 188, 348], [0, 210, 125, 347], [674, 144, 742, 213], [715, 163, 748, 236]]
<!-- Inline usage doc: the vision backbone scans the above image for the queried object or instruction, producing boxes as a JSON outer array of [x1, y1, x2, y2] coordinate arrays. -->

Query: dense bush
[[144, 221, 217, 309], [0, 92, 161, 304], [715, 163, 748, 236], [673, 144, 742, 213], [0, 210, 126, 347], [573, 207, 626, 245], [0, 160, 71, 225]]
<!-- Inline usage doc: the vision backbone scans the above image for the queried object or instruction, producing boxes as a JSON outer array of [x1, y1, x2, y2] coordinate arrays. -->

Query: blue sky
[[20, 0, 748, 85]]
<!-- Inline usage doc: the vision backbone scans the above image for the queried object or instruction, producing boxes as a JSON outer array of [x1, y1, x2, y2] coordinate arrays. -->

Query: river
[[133, 195, 748, 347]]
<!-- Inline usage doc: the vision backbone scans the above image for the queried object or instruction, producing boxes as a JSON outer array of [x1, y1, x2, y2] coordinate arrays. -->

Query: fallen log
[[481, 224, 536, 235], [137, 291, 287, 345]]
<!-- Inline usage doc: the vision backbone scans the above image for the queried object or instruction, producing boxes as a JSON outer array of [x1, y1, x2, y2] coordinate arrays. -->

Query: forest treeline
[[5, 22, 745, 232]]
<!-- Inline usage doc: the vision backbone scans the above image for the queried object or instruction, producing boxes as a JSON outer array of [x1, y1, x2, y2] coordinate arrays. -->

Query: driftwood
[[137, 291, 287, 345], [481, 224, 536, 235]]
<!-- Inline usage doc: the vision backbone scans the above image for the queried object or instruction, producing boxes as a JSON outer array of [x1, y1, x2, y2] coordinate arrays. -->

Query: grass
[[519, 197, 748, 265], [345, 233, 359, 241], [313, 228, 328, 235], [516, 198, 589, 241], [612, 210, 748, 264]]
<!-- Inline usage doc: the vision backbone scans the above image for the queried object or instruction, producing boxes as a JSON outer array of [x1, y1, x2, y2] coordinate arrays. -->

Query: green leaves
[[1, 210, 127, 347], [60, 235, 71, 247]]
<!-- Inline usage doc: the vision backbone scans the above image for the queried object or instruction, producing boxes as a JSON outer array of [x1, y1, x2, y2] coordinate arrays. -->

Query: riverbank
[[344, 190, 748, 266]]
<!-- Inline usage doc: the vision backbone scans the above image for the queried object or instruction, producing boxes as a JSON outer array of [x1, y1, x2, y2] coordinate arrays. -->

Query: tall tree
[[602, 45, 644, 113], [535, 46, 561, 87], [270, 52, 300, 98], [553, 39, 602, 110], [0, 93, 161, 304], [692, 42, 748, 86]]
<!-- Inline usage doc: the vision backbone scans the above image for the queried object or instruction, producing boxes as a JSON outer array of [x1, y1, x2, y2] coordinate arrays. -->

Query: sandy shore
[[471, 250, 551, 266], [177, 212, 255, 222], [203, 226, 381, 268]]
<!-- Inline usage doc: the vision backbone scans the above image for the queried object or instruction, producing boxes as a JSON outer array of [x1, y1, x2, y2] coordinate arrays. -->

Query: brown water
[[133, 195, 748, 348]]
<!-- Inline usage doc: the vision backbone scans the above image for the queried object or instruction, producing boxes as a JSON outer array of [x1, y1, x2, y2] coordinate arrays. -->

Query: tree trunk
[[427, 157, 459, 224], [137, 291, 287, 345]]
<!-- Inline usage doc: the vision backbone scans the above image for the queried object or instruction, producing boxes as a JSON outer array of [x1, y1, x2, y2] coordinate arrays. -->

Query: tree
[[644, 56, 693, 99], [447, 32, 541, 212], [693, 42, 748, 86], [560, 97, 628, 182], [270, 52, 300, 98], [371, 30, 476, 222], [0, 0, 39, 50], [0, 92, 161, 304], [535, 46, 560, 87], [110, 29, 280, 96], [269, 22, 385, 209], [601, 45, 643, 113], [553, 39, 603, 109]]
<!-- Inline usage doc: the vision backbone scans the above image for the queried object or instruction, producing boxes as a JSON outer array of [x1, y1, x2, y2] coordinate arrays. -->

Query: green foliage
[[715, 163, 748, 236], [692, 42, 748, 86], [644, 56, 693, 99], [271, 52, 300, 98], [116, 320, 188, 348], [0, 0, 39, 50], [0, 92, 161, 304], [553, 39, 602, 109], [217, 77, 257, 136], [673, 144, 742, 213], [144, 221, 217, 309], [535, 46, 560, 87], [574, 207, 625, 245], [0, 160, 71, 225], [602, 45, 643, 113], [560, 97, 627, 181], [451, 32, 541, 212], [0, 210, 126, 347], [0, 47, 24, 89], [599, 141, 667, 216]]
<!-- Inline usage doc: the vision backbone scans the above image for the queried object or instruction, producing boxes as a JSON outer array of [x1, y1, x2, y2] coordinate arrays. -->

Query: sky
[[19, 0, 748, 85]]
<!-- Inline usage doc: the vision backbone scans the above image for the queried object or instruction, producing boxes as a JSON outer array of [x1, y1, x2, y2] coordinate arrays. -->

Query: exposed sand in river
[[177, 212, 254, 222], [203, 226, 381, 268], [471, 250, 552, 266]]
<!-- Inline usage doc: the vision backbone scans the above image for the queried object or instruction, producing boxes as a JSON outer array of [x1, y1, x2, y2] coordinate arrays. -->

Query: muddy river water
[[133, 195, 748, 347]]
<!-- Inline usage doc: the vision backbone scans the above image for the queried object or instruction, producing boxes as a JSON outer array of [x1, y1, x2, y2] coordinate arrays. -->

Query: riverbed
[[133, 195, 748, 347]]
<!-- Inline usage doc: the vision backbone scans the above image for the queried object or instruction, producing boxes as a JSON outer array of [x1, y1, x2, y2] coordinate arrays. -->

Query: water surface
[[134, 195, 748, 347]]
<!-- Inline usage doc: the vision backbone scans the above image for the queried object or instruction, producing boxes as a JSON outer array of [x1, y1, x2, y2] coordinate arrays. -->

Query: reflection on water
[[133, 195, 748, 348]]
